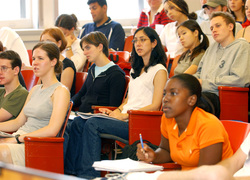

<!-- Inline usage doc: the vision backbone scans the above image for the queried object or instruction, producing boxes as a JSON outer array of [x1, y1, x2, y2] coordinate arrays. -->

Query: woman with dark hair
[[40, 27, 76, 96], [55, 14, 86, 72], [0, 41, 70, 166], [228, 0, 250, 28], [64, 27, 168, 179], [174, 19, 209, 75], [160, 0, 197, 62], [137, 73, 233, 173]]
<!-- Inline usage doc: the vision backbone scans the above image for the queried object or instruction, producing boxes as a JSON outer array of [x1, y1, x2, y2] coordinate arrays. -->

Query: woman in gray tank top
[[0, 42, 70, 166]]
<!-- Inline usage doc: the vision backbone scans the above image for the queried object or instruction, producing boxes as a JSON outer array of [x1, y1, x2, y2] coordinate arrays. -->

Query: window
[[0, 0, 33, 29]]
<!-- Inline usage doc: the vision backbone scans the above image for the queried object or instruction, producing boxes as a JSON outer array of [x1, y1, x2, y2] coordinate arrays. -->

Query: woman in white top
[[64, 27, 168, 179], [55, 14, 86, 72], [160, 0, 197, 59]]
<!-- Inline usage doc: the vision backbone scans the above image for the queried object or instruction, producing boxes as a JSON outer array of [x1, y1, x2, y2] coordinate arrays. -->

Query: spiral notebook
[[93, 158, 163, 172]]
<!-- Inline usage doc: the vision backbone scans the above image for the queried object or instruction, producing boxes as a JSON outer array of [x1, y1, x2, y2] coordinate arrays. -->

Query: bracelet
[[15, 134, 22, 144], [66, 46, 72, 51], [117, 108, 122, 112]]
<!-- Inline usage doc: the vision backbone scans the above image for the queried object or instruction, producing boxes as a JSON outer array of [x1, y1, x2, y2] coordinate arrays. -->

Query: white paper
[[93, 158, 163, 173]]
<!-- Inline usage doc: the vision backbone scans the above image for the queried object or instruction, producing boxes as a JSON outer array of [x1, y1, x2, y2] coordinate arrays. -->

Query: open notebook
[[77, 112, 119, 121], [93, 158, 163, 172]]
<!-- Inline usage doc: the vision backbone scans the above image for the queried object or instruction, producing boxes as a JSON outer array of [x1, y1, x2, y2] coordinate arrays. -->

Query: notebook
[[77, 112, 119, 121], [93, 158, 163, 172]]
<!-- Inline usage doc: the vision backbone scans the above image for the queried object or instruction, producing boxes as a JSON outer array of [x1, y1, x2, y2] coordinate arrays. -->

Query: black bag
[[119, 140, 158, 160]]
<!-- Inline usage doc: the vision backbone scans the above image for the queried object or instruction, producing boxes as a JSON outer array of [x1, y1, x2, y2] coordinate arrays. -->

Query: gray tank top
[[17, 82, 62, 134]]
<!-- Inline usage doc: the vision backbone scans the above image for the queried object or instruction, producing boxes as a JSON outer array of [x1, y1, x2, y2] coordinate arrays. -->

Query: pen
[[139, 133, 145, 154]]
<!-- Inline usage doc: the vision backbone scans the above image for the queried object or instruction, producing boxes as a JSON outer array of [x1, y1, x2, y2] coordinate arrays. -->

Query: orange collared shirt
[[161, 107, 233, 170]]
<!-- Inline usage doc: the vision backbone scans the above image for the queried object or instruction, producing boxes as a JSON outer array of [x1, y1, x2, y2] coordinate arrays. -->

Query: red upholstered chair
[[27, 49, 33, 65], [218, 86, 249, 123], [124, 35, 133, 52], [24, 101, 73, 174], [169, 55, 180, 78], [82, 60, 93, 72], [109, 51, 131, 76], [109, 51, 130, 63], [21, 69, 39, 91], [221, 120, 250, 153], [75, 72, 88, 94]]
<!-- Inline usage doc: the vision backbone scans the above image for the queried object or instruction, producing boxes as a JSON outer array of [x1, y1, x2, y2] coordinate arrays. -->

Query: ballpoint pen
[[139, 133, 145, 154]]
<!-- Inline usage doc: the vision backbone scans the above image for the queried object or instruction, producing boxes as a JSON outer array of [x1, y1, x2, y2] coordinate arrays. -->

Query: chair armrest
[[24, 136, 64, 143], [156, 163, 182, 171], [127, 110, 163, 115], [218, 86, 249, 92], [92, 106, 118, 114]]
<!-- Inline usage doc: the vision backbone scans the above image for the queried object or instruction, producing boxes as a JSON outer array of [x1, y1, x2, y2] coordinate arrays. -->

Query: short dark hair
[[87, 0, 107, 6], [80, 31, 109, 58], [210, 11, 236, 36], [0, 50, 22, 73], [55, 14, 78, 30], [32, 42, 63, 74], [171, 73, 201, 106]]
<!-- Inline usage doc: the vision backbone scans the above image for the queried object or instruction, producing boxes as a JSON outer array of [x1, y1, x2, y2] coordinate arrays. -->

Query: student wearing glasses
[[64, 27, 168, 179], [0, 50, 28, 122]]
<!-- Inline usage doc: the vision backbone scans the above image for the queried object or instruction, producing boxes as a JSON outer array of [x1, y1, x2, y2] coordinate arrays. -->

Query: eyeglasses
[[0, 66, 12, 73], [132, 38, 150, 44]]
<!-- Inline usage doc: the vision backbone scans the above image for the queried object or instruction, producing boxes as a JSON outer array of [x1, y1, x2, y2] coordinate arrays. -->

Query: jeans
[[64, 116, 129, 179]]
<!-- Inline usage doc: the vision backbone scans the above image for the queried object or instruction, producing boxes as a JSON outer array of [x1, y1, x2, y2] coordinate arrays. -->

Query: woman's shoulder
[[54, 83, 70, 96], [149, 64, 167, 72], [194, 108, 222, 127]]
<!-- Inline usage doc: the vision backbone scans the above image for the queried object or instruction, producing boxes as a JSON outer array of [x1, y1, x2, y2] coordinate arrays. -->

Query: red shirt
[[137, 7, 173, 29]]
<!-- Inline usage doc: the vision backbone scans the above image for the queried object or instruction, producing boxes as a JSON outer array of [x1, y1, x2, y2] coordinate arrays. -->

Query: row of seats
[[20, 68, 250, 174], [26, 35, 134, 67]]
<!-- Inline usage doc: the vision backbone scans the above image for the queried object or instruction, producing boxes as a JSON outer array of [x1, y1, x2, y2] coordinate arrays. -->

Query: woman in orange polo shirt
[[137, 73, 233, 170]]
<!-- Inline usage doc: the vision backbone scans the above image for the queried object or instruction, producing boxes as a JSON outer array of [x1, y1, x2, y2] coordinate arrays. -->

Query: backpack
[[119, 140, 158, 160]]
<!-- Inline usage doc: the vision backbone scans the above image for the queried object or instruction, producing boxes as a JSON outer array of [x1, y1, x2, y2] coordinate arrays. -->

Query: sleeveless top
[[17, 82, 62, 134], [122, 64, 167, 115]]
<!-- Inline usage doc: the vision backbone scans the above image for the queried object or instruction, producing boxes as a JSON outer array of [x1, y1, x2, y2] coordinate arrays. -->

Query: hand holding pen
[[136, 133, 155, 163]]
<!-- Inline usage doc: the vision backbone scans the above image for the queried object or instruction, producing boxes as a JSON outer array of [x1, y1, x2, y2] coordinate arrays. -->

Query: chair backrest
[[57, 101, 73, 137], [75, 72, 88, 94], [221, 120, 250, 153], [123, 75, 130, 100], [21, 69, 39, 91], [169, 55, 180, 78], [82, 60, 93, 72], [124, 35, 133, 52], [27, 49, 33, 65], [219, 86, 249, 123], [109, 51, 130, 63]]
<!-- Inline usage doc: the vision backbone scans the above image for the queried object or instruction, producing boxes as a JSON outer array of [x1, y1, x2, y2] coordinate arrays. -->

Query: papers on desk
[[0, 131, 14, 138], [93, 158, 163, 172], [77, 112, 119, 121]]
